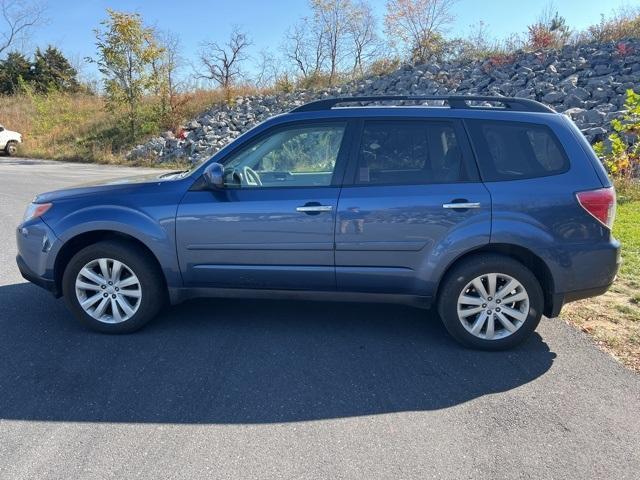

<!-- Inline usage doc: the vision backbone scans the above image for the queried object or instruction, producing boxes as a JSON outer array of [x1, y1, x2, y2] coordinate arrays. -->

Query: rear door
[[335, 118, 491, 295], [177, 120, 352, 290]]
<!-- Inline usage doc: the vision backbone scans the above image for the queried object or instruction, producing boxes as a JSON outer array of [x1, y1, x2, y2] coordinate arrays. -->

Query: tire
[[62, 240, 165, 333], [437, 254, 544, 350], [5, 140, 18, 156]]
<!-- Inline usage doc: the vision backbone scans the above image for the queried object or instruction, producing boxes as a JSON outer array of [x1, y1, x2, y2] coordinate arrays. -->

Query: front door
[[177, 120, 351, 290], [335, 118, 491, 295]]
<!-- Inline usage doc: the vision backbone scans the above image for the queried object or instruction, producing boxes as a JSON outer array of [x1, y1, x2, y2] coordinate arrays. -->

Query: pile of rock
[[128, 39, 640, 164]]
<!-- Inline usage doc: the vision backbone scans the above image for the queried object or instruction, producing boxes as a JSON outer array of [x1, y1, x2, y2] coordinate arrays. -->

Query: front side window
[[466, 120, 569, 181], [356, 121, 468, 185], [222, 123, 346, 188]]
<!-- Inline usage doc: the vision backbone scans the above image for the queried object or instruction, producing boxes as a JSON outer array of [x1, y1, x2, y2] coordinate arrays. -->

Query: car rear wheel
[[437, 254, 544, 350], [5, 140, 18, 156], [62, 240, 165, 333]]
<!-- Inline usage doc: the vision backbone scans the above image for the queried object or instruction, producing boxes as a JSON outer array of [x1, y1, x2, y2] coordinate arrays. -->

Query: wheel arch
[[53, 230, 168, 297], [435, 243, 557, 317]]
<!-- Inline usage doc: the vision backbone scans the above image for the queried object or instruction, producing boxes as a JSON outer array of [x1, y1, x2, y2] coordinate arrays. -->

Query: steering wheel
[[243, 166, 262, 186]]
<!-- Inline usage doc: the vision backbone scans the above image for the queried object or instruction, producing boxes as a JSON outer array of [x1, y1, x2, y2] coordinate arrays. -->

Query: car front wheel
[[62, 240, 165, 333], [5, 140, 18, 156], [437, 254, 544, 350]]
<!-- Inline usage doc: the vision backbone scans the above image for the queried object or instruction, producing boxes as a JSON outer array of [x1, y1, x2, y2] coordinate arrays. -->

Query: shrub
[[585, 7, 640, 43], [594, 89, 640, 179], [367, 57, 401, 76], [526, 9, 571, 50], [295, 72, 335, 90], [482, 53, 517, 72]]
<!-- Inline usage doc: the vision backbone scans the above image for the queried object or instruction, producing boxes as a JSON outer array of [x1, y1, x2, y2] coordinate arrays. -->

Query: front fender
[[45, 205, 182, 288]]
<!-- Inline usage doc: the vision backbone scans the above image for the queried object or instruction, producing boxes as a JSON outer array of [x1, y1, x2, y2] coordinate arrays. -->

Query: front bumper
[[16, 254, 59, 296], [15, 219, 61, 297]]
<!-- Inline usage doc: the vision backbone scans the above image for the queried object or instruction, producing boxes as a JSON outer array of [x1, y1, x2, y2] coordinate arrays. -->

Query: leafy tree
[[594, 89, 640, 178], [0, 51, 30, 94], [90, 9, 163, 138], [31, 45, 79, 93]]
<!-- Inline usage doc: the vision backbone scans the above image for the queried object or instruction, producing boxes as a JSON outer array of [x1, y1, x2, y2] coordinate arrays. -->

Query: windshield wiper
[[159, 170, 189, 178]]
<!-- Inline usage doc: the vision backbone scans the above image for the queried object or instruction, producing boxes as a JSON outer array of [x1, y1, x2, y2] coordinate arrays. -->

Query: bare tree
[[0, 0, 46, 57], [159, 30, 182, 101], [347, 0, 378, 76], [384, 0, 458, 63], [311, 0, 353, 84], [254, 49, 285, 89], [198, 27, 251, 94], [282, 19, 326, 79], [151, 29, 184, 124]]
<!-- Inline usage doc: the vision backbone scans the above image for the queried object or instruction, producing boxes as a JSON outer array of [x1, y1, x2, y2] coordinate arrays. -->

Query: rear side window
[[356, 120, 469, 185], [466, 120, 569, 181]]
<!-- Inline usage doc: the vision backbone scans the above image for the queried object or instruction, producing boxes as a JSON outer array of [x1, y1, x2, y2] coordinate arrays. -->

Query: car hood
[[34, 171, 188, 203], [4, 129, 21, 138]]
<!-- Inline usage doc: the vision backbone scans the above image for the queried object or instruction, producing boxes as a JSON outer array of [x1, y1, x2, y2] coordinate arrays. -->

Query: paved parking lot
[[1, 158, 639, 479]]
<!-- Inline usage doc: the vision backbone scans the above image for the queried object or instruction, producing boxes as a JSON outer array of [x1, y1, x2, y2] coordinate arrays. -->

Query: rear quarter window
[[466, 120, 569, 181]]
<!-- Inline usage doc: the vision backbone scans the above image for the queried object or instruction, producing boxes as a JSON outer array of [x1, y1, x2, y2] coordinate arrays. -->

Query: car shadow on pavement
[[0, 282, 556, 424]]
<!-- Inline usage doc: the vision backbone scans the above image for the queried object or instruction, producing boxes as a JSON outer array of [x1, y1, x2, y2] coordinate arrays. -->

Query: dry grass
[[563, 283, 640, 372], [0, 86, 265, 165]]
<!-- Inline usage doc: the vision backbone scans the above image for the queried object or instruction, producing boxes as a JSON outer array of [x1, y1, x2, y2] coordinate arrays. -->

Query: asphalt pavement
[[0, 158, 639, 479]]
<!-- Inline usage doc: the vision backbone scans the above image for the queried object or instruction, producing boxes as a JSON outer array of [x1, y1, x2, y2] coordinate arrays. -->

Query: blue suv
[[16, 96, 620, 349]]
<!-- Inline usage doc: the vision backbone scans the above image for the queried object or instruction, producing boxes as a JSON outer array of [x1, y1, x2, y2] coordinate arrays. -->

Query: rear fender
[[414, 219, 491, 296]]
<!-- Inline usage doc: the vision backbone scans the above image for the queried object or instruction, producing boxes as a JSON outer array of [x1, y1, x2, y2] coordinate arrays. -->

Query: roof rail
[[291, 95, 555, 114]]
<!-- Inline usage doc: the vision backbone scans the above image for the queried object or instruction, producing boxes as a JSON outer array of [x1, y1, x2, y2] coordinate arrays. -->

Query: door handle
[[442, 202, 481, 209], [296, 205, 334, 213]]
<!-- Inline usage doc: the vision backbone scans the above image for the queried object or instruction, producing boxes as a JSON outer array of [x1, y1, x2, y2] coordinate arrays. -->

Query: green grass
[[614, 200, 640, 284]]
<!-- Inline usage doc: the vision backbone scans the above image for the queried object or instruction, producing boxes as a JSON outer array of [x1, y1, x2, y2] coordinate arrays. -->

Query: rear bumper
[[16, 254, 60, 296], [548, 283, 613, 317], [547, 239, 620, 317]]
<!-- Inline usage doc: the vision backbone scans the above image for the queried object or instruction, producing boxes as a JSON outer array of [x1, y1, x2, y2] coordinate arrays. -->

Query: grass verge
[[562, 183, 640, 372], [0, 87, 262, 165]]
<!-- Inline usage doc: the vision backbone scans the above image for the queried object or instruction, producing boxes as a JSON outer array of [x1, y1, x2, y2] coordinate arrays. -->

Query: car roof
[[267, 105, 561, 127], [292, 95, 553, 113], [268, 95, 558, 125]]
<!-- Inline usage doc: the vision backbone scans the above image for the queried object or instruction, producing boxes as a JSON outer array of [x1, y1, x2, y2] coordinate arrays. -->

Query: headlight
[[23, 202, 52, 223]]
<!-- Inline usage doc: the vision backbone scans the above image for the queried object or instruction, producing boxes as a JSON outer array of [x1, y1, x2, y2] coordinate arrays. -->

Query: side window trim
[[463, 118, 570, 182], [213, 118, 355, 190], [343, 117, 480, 187]]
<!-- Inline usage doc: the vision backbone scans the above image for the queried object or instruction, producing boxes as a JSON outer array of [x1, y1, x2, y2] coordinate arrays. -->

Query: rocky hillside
[[129, 40, 640, 164]]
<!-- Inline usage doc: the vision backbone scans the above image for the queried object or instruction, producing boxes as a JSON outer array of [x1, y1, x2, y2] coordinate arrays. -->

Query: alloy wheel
[[75, 258, 142, 324], [456, 273, 530, 340]]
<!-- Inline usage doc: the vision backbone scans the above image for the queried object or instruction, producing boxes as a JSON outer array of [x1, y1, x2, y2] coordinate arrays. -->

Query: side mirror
[[203, 162, 225, 189]]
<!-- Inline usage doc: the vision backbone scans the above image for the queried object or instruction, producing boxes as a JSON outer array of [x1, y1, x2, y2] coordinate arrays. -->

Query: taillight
[[576, 187, 616, 229]]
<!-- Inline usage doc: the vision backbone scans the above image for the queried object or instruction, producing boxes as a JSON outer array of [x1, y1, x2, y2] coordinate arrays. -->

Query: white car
[[0, 124, 22, 156]]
